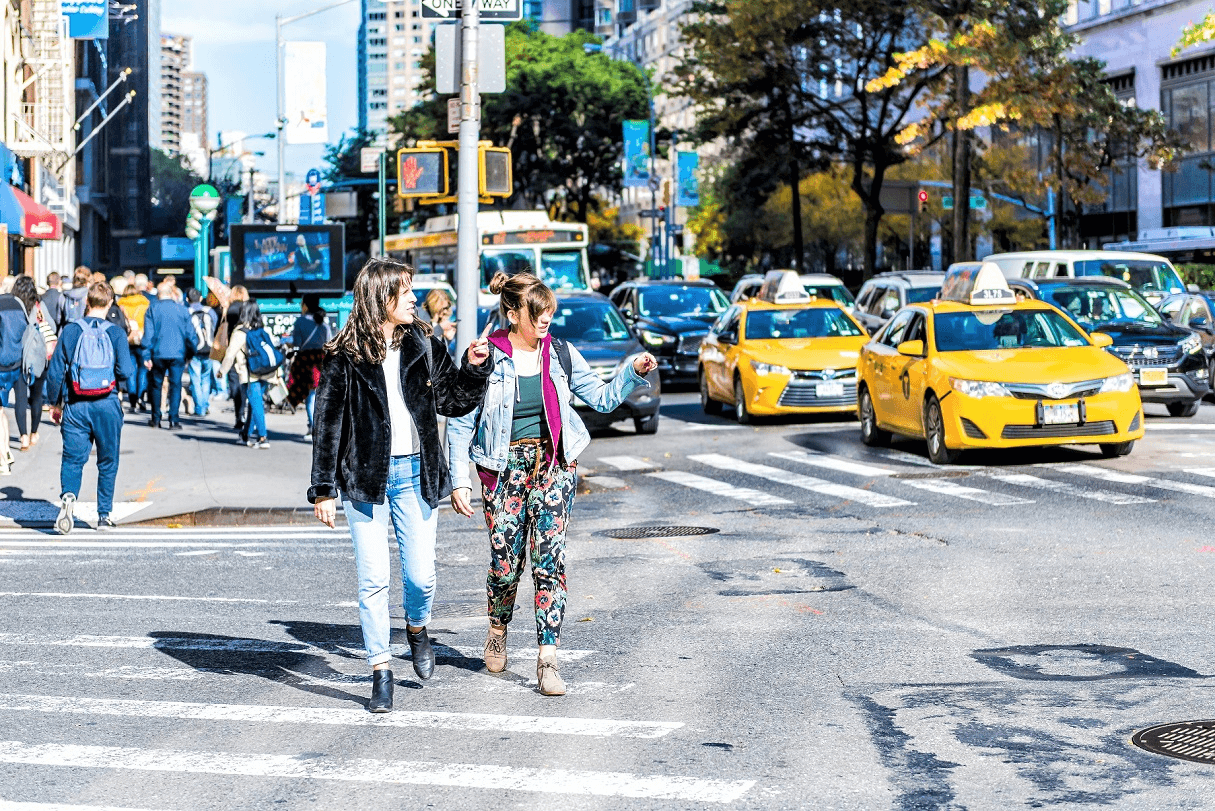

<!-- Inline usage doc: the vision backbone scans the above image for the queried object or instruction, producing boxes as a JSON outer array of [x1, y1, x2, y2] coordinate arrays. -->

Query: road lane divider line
[[596, 456, 660, 471], [898, 478, 1035, 505], [691, 454, 913, 508], [769, 450, 897, 477], [983, 472, 1155, 504], [1049, 464, 1215, 499], [646, 471, 793, 507], [0, 741, 755, 803], [0, 694, 682, 739]]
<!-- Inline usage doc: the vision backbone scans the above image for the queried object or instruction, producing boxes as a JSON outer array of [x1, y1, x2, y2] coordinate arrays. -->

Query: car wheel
[[700, 369, 723, 416], [1167, 400, 1201, 418], [634, 413, 660, 435], [859, 386, 890, 447], [1100, 440, 1135, 458], [924, 394, 960, 465], [733, 376, 752, 425]]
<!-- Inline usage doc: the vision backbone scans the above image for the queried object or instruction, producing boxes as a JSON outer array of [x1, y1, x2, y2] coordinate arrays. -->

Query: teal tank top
[[511, 373, 545, 441]]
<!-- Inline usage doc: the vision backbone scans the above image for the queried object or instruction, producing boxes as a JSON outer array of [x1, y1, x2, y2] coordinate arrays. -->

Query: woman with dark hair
[[222, 285, 250, 434], [11, 276, 56, 451], [309, 257, 491, 713], [286, 293, 330, 440], [218, 301, 277, 448]]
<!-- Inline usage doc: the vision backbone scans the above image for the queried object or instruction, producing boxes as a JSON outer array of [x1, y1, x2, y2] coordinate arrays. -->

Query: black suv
[[853, 271, 946, 333], [609, 279, 730, 381], [1012, 277, 1210, 417]]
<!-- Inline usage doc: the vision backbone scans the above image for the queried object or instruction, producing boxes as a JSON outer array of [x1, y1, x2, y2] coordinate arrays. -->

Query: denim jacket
[[447, 331, 650, 491]]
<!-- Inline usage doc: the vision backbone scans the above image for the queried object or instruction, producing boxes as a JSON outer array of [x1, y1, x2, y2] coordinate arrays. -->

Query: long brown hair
[[326, 257, 431, 364], [491, 271, 556, 327]]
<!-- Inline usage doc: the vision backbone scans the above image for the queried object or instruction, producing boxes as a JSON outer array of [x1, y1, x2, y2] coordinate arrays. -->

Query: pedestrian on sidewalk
[[0, 280, 28, 475], [186, 288, 218, 417], [57, 267, 91, 330], [223, 286, 250, 435], [309, 257, 492, 713], [45, 281, 135, 533], [447, 272, 657, 697], [286, 293, 331, 441], [116, 277, 151, 413], [11, 276, 56, 452], [423, 289, 457, 356], [219, 302, 281, 448], [142, 281, 194, 429], [40, 272, 65, 328]]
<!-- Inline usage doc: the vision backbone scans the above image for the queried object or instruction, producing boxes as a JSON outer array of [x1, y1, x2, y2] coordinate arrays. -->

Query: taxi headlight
[[751, 361, 792, 376], [1100, 372, 1135, 393], [949, 377, 1012, 398], [1181, 334, 1202, 355], [639, 330, 676, 349]]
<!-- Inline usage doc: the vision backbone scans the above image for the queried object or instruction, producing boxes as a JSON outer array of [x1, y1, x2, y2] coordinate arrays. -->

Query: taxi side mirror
[[896, 339, 924, 357], [1090, 332, 1114, 348]]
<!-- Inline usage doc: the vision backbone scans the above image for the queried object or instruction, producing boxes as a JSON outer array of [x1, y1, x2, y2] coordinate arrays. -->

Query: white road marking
[[770, 450, 897, 477], [647, 471, 793, 507], [0, 694, 681, 739], [596, 455, 659, 471], [1144, 424, 1215, 430], [584, 475, 628, 489], [984, 472, 1155, 504], [1050, 464, 1215, 499], [174, 550, 221, 556], [898, 478, 1034, 506], [0, 540, 342, 549], [0, 591, 286, 604], [0, 741, 755, 803], [0, 801, 172, 811], [665, 419, 744, 432], [1184, 466, 1215, 480], [691, 454, 913, 508]]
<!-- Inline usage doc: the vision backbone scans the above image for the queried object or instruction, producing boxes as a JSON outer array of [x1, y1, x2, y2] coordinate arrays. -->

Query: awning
[[0, 183, 61, 240]]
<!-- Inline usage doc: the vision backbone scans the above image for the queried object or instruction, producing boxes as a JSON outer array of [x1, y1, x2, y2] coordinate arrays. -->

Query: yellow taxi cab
[[699, 271, 870, 423], [857, 262, 1144, 463]]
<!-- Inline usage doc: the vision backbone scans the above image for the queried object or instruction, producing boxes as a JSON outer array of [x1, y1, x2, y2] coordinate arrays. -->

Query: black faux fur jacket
[[307, 327, 490, 507]]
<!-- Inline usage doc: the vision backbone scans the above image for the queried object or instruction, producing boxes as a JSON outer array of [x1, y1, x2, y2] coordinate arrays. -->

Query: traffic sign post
[[421, 0, 521, 20], [455, 3, 481, 356]]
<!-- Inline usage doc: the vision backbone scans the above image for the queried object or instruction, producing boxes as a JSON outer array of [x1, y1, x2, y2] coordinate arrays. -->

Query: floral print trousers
[[481, 444, 578, 646]]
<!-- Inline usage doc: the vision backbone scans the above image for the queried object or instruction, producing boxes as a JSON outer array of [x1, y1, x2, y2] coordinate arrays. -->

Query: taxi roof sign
[[939, 261, 1016, 306], [757, 270, 812, 303]]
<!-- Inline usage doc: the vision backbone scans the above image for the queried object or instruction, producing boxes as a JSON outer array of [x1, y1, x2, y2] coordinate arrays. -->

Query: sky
[[161, 0, 363, 181]]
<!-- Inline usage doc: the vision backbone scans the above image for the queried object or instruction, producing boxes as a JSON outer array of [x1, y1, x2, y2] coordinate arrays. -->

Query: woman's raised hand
[[632, 353, 658, 375], [466, 338, 491, 366]]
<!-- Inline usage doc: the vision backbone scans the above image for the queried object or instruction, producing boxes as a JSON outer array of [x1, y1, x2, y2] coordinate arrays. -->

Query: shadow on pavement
[[270, 619, 487, 677], [0, 486, 61, 530]]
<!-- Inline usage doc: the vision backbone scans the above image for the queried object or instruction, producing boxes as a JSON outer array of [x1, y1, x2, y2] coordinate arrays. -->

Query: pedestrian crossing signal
[[396, 148, 449, 198], [479, 146, 512, 197]]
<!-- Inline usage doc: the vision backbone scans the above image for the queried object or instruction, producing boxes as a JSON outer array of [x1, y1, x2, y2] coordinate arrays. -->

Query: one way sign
[[421, 0, 523, 20]]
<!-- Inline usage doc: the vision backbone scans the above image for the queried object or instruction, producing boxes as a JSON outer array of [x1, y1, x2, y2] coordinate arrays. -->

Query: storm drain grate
[[604, 526, 720, 539], [1132, 721, 1215, 764]]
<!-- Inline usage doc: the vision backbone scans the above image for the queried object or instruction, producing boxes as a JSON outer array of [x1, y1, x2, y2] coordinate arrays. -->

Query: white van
[[983, 250, 1186, 303]]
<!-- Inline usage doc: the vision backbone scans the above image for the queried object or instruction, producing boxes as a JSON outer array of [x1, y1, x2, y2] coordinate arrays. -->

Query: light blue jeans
[[188, 357, 213, 416], [342, 454, 437, 667]]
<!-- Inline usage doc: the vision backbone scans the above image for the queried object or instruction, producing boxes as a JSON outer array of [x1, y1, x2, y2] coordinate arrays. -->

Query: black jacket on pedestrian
[[308, 326, 490, 509]]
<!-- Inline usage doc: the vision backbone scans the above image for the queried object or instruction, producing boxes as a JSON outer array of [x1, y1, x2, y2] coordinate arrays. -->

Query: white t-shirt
[[513, 346, 541, 377], [382, 347, 420, 456]]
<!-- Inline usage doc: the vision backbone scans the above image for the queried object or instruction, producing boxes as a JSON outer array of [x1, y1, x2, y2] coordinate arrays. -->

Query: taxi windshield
[[744, 307, 864, 340], [934, 309, 1090, 351], [1041, 285, 1163, 328]]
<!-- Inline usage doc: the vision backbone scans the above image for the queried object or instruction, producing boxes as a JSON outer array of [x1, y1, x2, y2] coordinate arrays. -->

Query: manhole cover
[[604, 526, 719, 539], [1132, 721, 1215, 764]]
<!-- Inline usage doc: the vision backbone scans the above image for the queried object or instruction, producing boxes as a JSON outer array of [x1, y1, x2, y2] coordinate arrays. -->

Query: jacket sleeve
[[142, 305, 158, 353], [218, 329, 244, 376], [45, 325, 74, 405], [567, 343, 649, 413], [430, 334, 491, 418], [308, 351, 348, 503], [446, 406, 480, 492]]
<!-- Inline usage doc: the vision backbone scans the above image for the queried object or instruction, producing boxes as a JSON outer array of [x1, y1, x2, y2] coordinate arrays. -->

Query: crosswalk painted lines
[[0, 802, 169, 811], [0, 741, 754, 803], [1051, 464, 1215, 499], [647, 470, 794, 507], [597, 455, 660, 471], [770, 450, 897, 477], [983, 471, 1155, 504], [0, 694, 680, 739], [898, 478, 1035, 505], [690, 454, 913, 508]]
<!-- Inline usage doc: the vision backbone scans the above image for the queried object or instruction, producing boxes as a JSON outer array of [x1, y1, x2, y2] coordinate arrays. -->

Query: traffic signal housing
[[396, 148, 449, 198], [917, 189, 929, 213], [479, 146, 513, 197]]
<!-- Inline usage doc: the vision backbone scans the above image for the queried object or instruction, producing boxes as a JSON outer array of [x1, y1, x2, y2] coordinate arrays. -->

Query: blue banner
[[623, 120, 650, 189], [676, 151, 700, 207], [62, 0, 109, 40]]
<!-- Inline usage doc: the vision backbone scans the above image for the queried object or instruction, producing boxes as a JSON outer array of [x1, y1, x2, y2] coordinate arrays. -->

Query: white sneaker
[[55, 493, 76, 536], [303, 432, 313, 442], [257, 438, 270, 449]]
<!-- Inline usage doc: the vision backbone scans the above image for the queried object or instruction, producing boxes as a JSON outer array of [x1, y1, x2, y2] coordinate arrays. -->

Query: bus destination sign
[[483, 230, 585, 246]]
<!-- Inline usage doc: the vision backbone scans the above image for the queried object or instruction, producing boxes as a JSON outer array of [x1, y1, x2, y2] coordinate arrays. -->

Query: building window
[[369, 11, 386, 20], [1162, 62, 1215, 225], [369, 38, 387, 46]]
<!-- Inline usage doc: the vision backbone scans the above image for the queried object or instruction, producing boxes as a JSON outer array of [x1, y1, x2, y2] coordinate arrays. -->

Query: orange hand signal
[[401, 156, 425, 190]]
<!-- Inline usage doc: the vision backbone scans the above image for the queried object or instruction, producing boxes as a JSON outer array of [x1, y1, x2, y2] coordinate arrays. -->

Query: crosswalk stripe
[[769, 450, 897, 477], [898, 478, 1035, 505], [0, 591, 287, 605], [647, 471, 793, 507], [0, 540, 345, 549], [0, 741, 755, 803], [597, 455, 659, 471], [984, 472, 1155, 504], [690, 454, 913, 508], [0, 801, 170, 811], [584, 475, 628, 489], [1050, 464, 1215, 499], [0, 694, 681, 739]]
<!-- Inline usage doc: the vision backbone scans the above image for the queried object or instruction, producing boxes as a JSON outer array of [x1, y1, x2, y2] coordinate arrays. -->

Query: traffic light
[[396, 148, 449, 198], [917, 188, 929, 213], [479, 146, 513, 197]]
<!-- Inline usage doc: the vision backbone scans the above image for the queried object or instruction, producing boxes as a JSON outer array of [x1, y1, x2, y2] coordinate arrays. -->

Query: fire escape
[[10, 0, 73, 162]]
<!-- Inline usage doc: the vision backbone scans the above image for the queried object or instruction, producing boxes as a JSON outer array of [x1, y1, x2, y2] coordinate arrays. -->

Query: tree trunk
[[789, 154, 804, 272], [1053, 113, 1067, 249], [951, 64, 972, 263]]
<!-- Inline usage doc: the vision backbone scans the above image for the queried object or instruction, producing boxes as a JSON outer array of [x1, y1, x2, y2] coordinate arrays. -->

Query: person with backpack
[[222, 286, 250, 435], [285, 293, 331, 440], [446, 272, 657, 697], [40, 272, 65, 329], [58, 267, 92, 331], [0, 279, 29, 475], [116, 277, 151, 413], [141, 280, 195, 430], [309, 258, 491, 713], [11, 276, 56, 452], [219, 301, 283, 449], [45, 281, 135, 533], [186, 288, 218, 417]]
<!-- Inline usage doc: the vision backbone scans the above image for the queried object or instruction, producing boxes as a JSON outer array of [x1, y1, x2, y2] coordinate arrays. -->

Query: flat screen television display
[[229, 224, 345, 297]]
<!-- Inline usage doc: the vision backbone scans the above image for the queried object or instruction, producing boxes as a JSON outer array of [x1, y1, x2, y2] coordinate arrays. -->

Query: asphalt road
[[2, 391, 1215, 809]]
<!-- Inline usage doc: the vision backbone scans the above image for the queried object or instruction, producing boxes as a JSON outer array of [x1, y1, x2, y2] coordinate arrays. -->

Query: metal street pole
[[646, 72, 659, 279], [455, 4, 481, 355], [667, 130, 677, 277], [378, 150, 387, 255], [246, 166, 255, 224]]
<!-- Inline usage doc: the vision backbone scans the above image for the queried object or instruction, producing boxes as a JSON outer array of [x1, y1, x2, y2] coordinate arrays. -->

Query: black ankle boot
[[369, 669, 393, 713], [407, 627, 434, 680]]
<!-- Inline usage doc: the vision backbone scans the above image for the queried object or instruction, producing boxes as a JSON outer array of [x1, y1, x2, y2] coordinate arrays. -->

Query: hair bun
[[488, 271, 510, 295]]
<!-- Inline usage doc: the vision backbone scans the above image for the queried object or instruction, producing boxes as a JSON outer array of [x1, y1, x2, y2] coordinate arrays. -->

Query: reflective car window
[[906, 286, 941, 304], [1044, 285, 1163, 328], [548, 301, 632, 342], [934, 310, 1090, 351], [879, 310, 915, 347], [743, 308, 864, 340], [638, 286, 728, 317], [879, 288, 901, 314]]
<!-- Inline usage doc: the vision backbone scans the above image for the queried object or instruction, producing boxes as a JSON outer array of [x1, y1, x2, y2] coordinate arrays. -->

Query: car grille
[[777, 381, 858, 409], [790, 369, 858, 382], [1111, 345, 1183, 367], [1004, 380, 1104, 400], [960, 417, 987, 439], [1000, 420, 1116, 439], [677, 332, 708, 354]]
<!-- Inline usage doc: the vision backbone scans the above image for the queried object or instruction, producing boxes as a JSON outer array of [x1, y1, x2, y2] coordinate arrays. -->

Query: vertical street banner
[[676, 151, 700, 207], [62, 0, 108, 39], [284, 42, 329, 145], [623, 120, 650, 188]]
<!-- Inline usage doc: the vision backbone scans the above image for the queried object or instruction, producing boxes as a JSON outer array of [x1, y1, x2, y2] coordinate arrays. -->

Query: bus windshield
[[540, 250, 585, 290], [934, 310, 1090, 351], [479, 247, 590, 291]]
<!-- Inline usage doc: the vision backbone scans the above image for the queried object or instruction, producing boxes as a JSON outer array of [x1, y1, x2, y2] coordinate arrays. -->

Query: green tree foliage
[[149, 149, 204, 235], [761, 169, 864, 276], [1174, 12, 1215, 56]]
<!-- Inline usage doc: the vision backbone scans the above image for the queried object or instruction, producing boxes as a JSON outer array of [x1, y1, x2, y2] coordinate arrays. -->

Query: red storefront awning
[[0, 184, 61, 241]]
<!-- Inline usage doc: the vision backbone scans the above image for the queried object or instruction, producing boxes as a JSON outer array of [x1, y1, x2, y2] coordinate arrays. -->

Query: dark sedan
[[609, 279, 730, 382]]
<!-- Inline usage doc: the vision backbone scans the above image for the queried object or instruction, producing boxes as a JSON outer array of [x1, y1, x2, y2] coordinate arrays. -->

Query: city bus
[[383, 211, 593, 310]]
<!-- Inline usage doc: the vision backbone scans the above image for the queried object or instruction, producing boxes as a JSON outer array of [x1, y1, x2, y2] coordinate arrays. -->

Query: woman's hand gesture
[[451, 487, 476, 517], [314, 497, 337, 528], [632, 353, 658, 376], [466, 338, 491, 366]]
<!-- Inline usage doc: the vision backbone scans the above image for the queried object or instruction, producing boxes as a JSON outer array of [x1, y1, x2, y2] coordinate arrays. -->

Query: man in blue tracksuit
[[141, 281, 195, 429], [46, 281, 135, 533], [0, 290, 27, 476]]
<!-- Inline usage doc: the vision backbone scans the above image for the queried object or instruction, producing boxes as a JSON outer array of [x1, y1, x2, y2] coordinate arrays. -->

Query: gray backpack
[[20, 304, 47, 383]]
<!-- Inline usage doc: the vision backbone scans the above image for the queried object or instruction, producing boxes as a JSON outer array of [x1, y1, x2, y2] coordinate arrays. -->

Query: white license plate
[[1042, 403, 1079, 425], [816, 381, 845, 398], [1139, 367, 1168, 386]]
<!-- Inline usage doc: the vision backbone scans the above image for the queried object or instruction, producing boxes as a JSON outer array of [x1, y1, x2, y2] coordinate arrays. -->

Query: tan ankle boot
[[484, 621, 508, 673], [536, 651, 566, 696]]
